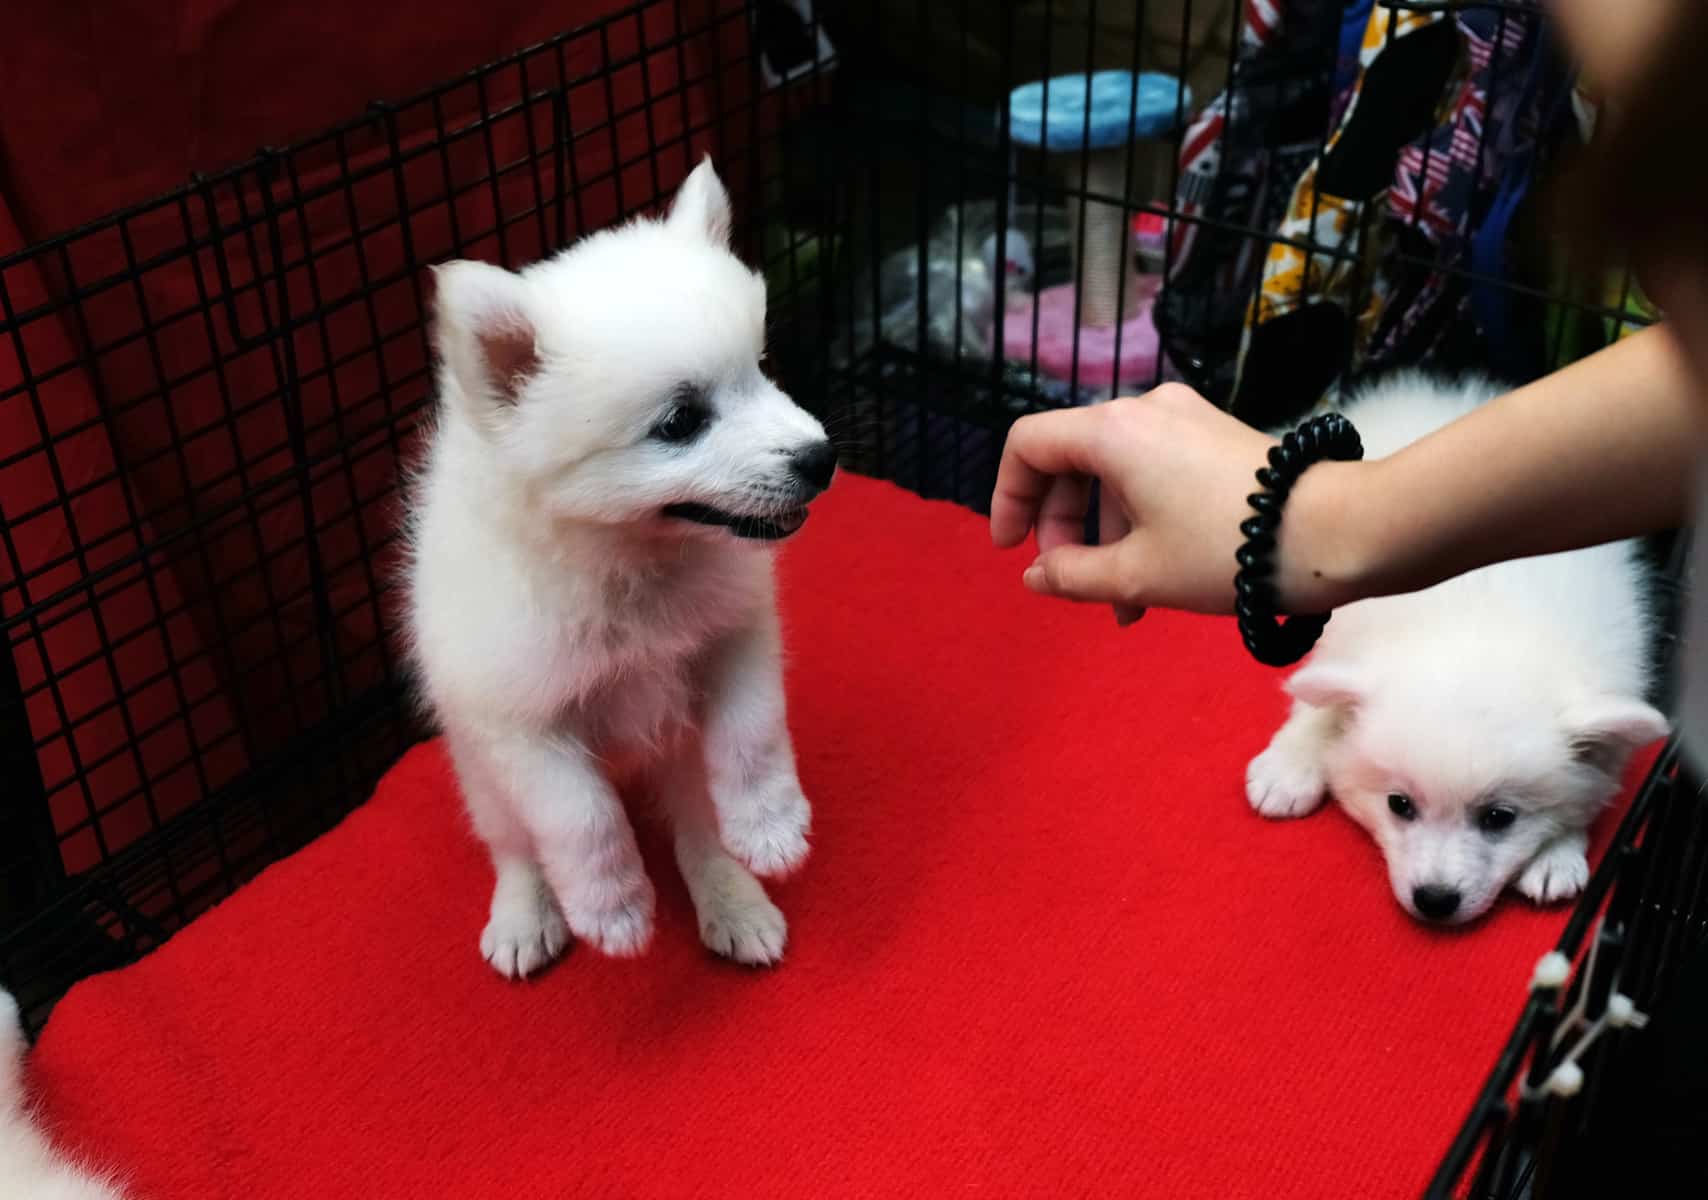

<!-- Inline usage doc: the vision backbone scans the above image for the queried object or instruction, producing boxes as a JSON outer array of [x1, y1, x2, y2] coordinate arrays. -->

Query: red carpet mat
[[29, 473, 1632, 1198]]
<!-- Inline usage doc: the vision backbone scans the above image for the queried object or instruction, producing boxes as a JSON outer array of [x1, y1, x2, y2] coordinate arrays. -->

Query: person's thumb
[[1022, 544, 1134, 604]]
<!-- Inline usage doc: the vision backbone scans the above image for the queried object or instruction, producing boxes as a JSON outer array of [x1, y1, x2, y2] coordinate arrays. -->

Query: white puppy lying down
[[1246, 373, 1669, 924], [406, 159, 835, 973], [0, 989, 123, 1200]]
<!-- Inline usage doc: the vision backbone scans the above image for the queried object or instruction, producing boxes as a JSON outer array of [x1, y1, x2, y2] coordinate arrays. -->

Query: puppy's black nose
[[789, 441, 837, 492], [1412, 885, 1462, 921]]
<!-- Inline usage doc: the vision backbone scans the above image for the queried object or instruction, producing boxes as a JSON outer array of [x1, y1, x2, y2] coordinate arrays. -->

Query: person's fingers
[[989, 408, 1104, 548], [1022, 542, 1136, 604], [1095, 486, 1145, 626], [1036, 473, 1092, 555], [1095, 482, 1130, 546]]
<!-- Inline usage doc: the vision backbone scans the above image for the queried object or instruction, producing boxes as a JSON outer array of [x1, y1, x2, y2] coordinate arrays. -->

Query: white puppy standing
[[407, 159, 834, 974], [1246, 374, 1669, 924]]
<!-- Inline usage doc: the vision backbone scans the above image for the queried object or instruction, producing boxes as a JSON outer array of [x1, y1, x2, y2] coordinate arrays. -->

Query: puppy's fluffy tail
[[0, 988, 126, 1200]]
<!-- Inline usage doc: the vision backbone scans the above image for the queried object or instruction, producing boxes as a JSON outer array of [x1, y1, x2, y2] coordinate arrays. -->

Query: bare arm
[[1286, 324, 1699, 610], [992, 324, 1701, 617]]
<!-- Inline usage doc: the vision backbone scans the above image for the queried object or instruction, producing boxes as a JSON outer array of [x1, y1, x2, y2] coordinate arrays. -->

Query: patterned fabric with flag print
[[1152, 0, 1344, 407], [1231, 4, 1563, 427]]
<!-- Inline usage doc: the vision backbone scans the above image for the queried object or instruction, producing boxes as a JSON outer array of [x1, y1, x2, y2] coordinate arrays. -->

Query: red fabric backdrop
[[29, 474, 1634, 1198]]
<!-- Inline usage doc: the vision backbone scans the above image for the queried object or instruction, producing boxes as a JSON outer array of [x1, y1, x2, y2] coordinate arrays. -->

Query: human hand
[[989, 384, 1351, 620]]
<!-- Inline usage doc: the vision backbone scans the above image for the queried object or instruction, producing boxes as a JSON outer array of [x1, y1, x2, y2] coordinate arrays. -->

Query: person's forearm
[[1279, 324, 1701, 610]]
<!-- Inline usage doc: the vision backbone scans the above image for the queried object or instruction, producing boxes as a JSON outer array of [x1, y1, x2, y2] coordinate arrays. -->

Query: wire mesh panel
[[0, 0, 838, 1030], [819, 0, 1658, 513]]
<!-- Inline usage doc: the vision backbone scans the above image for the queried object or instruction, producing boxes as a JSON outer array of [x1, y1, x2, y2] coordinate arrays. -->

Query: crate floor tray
[[30, 473, 1630, 1198]]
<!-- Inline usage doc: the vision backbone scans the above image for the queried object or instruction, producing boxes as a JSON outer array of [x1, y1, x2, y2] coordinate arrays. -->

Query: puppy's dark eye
[[1388, 793, 1417, 821], [1476, 805, 1518, 835], [652, 400, 710, 444]]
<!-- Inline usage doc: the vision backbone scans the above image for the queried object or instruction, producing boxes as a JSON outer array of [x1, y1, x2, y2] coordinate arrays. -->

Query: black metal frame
[[0, 1, 1698, 1197]]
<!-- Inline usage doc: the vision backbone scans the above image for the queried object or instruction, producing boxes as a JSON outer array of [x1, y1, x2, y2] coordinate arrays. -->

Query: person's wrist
[[1271, 458, 1379, 614]]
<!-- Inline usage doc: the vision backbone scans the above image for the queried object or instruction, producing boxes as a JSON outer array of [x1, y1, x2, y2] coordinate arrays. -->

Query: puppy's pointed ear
[[431, 259, 539, 429], [1284, 661, 1368, 711], [1564, 697, 1669, 775], [666, 155, 732, 247]]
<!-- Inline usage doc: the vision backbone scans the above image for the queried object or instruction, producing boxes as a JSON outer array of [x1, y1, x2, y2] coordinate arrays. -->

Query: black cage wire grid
[[0, 1, 1702, 1197]]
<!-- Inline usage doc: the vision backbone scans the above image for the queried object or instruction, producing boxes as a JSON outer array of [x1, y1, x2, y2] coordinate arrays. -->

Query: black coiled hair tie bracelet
[[1234, 412, 1364, 667]]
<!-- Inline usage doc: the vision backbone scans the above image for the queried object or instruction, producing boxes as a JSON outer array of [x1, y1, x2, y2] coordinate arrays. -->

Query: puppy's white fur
[[406, 159, 831, 973], [1247, 373, 1668, 924], [0, 989, 124, 1200]]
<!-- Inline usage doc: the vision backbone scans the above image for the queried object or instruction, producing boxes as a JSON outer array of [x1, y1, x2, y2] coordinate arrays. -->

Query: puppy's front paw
[[480, 896, 569, 980], [722, 777, 811, 878], [1515, 838, 1590, 905], [700, 888, 788, 967], [565, 879, 657, 958], [1246, 742, 1327, 819]]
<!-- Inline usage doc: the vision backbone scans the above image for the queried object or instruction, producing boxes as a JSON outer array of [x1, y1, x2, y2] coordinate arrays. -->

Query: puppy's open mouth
[[663, 502, 809, 540]]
